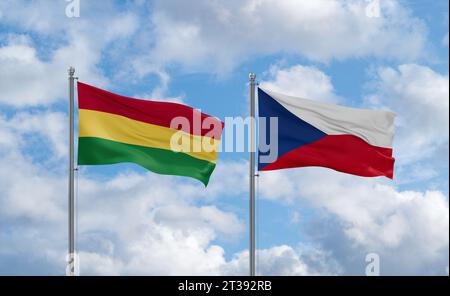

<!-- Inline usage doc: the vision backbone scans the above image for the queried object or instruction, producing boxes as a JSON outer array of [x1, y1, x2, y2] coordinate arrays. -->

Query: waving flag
[[77, 82, 223, 186], [258, 88, 395, 179]]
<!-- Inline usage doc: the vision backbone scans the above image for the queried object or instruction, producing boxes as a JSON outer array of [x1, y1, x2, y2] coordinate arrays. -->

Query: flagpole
[[68, 67, 76, 276], [249, 73, 256, 276]]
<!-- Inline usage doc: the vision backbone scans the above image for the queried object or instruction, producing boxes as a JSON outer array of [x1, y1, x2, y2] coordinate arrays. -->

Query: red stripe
[[77, 82, 224, 139], [260, 134, 394, 179]]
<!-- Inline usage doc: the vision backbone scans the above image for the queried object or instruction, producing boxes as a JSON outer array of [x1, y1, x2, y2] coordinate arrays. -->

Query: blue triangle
[[258, 88, 327, 170]]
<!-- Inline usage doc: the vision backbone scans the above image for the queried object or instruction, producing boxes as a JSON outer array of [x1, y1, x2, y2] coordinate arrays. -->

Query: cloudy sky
[[0, 0, 448, 275]]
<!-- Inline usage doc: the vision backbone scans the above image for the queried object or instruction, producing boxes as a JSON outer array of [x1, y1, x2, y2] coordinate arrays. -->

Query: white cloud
[[0, 38, 59, 106], [0, 33, 105, 107], [0, 1, 190, 108], [223, 244, 342, 276], [0, 1, 139, 107], [154, 205, 243, 239], [132, 67, 184, 104], [260, 65, 340, 103], [0, 1, 137, 38], [79, 216, 228, 275], [366, 64, 449, 165], [0, 112, 67, 222], [225, 246, 310, 276], [5, 111, 67, 158], [0, 160, 317, 275], [147, 0, 427, 71], [0, 0, 68, 34], [258, 168, 449, 275], [0, 154, 66, 223]]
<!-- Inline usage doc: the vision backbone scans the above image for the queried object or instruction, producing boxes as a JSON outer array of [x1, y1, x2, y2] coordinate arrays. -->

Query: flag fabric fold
[[77, 82, 224, 186], [258, 88, 395, 179]]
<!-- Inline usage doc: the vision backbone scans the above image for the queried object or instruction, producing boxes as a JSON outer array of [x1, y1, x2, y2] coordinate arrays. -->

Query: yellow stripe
[[78, 109, 220, 163]]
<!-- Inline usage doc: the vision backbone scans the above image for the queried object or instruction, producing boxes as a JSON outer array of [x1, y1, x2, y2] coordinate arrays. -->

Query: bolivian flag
[[77, 82, 224, 186]]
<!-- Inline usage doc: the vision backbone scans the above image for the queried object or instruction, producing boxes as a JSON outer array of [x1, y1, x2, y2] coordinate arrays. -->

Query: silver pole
[[249, 73, 256, 276], [68, 67, 76, 276]]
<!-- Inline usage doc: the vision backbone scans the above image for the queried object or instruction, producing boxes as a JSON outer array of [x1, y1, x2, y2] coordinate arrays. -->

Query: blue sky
[[0, 0, 448, 275]]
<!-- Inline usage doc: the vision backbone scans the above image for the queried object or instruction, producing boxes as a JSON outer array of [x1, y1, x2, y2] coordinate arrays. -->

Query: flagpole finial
[[249, 73, 256, 82], [68, 67, 75, 77]]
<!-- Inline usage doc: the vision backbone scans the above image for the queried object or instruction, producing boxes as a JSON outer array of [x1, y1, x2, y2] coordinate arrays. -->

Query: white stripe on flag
[[261, 88, 395, 148]]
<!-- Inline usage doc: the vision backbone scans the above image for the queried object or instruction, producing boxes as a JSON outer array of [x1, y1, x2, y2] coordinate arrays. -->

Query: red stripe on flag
[[260, 134, 394, 179], [77, 82, 224, 139]]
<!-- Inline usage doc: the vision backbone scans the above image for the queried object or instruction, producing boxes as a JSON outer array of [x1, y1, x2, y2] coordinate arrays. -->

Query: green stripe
[[78, 137, 216, 186]]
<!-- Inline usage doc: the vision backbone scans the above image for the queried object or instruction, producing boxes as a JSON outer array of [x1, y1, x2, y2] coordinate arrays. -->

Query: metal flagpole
[[68, 67, 76, 276], [249, 73, 256, 276]]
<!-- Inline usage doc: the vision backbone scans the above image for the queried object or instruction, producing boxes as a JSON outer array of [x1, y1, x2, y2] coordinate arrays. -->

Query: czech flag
[[258, 88, 395, 179]]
